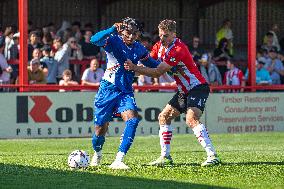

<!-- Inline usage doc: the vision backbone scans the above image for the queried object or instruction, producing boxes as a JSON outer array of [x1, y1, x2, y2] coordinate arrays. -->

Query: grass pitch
[[0, 133, 284, 189]]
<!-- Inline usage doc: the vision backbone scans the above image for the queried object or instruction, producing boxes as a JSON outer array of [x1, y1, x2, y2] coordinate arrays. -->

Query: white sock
[[95, 150, 102, 157], [115, 151, 125, 162], [159, 125, 173, 157], [192, 123, 216, 157]]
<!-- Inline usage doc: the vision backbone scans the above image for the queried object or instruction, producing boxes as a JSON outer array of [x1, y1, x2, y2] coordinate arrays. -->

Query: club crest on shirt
[[167, 61, 186, 77], [107, 63, 120, 78], [170, 57, 176, 62]]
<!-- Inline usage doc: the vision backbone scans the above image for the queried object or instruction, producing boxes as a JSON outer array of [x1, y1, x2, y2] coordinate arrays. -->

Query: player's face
[[121, 30, 139, 45], [159, 29, 176, 47]]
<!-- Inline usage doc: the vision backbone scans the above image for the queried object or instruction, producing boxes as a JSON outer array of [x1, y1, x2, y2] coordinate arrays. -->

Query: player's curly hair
[[158, 19, 176, 33], [121, 17, 143, 33]]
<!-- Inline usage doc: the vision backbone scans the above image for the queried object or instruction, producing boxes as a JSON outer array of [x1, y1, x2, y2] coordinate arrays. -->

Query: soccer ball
[[68, 150, 90, 169]]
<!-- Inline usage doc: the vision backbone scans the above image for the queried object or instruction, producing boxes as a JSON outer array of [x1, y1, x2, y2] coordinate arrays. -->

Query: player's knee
[[121, 110, 138, 121], [94, 124, 108, 136], [186, 117, 199, 128], [158, 112, 169, 125], [186, 107, 202, 128], [188, 107, 202, 119], [158, 113, 165, 124], [95, 127, 103, 136]]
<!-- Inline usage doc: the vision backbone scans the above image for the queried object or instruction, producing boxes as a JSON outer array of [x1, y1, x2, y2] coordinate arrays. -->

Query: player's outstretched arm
[[124, 59, 172, 78], [139, 55, 160, 68], [90, 26, 117, 47]]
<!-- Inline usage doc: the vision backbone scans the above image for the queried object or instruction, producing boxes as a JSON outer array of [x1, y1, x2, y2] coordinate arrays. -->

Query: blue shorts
[[94, 86, 137, 126]]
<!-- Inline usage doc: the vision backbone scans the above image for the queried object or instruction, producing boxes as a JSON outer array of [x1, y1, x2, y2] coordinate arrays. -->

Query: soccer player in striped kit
[[124, 19, 220, 166]]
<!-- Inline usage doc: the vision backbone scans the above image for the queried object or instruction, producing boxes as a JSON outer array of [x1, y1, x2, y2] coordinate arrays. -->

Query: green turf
[[0, 133, 284, 189]]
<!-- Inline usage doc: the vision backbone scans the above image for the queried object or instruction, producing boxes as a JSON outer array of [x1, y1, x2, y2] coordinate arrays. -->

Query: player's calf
[[110, 117, 139, 170], [91, 131, 106, 167]]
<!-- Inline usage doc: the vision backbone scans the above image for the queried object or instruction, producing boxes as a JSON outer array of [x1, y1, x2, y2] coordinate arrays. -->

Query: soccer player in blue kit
[[89, 17, 159, 169]]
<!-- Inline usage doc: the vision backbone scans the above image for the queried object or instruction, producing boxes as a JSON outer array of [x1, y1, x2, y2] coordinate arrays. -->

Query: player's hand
[[124, 59, 136, 71], [113, 23, 124, 33]]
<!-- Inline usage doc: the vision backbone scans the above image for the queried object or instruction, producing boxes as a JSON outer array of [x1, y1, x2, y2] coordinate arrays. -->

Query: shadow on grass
[[147, 161, 284, 168], [222, 161, 284, 166], [0, 163, 233, 189], [141, 163, 201, 167], [172, 163, 201, 167]]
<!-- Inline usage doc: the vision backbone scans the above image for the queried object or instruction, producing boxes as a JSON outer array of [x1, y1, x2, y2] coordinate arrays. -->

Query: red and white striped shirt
[[151, 38, 207, 94]]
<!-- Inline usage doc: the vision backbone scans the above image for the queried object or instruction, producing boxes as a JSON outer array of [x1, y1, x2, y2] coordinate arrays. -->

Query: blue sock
[[92, 134, 105, 152], [118, 118, 139, 154]]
